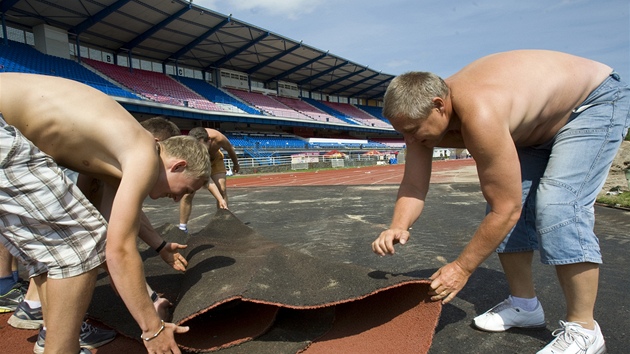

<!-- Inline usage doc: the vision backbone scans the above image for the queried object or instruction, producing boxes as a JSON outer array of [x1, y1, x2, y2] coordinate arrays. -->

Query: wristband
[[155, 240, 167, 253], [141, 320, 165, 342], [150, 291, 159, 303]]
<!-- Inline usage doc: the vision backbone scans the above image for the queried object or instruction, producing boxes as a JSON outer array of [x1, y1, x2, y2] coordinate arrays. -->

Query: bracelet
[[155, 240, 167, 253], [150, 291, 159, 303], [141, 320, 165, 342]]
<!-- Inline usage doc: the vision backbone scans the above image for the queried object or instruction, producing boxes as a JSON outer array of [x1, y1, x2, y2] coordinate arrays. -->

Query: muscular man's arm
[[372, 142, 433, 255], [457, 107, 522, 273], [430, 102, 523, 304]]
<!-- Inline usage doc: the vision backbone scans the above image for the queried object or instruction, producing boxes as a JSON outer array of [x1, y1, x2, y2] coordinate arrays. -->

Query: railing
[[224, 154, 397, 175]]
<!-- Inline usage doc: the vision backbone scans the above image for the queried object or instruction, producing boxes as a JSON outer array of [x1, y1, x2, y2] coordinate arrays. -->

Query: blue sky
[[195, 0, 629, 80]]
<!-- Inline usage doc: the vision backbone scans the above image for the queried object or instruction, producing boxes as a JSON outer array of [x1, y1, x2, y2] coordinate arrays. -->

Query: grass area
[[596, 191, 630, 209]]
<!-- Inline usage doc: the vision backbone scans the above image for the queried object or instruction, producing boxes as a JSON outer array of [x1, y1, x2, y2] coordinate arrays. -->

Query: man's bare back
[[445, 50, 612, 147], [0, 73, 156, 185]]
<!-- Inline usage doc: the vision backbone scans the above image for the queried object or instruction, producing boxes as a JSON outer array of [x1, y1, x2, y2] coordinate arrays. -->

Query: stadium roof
[[1, 0, 395, 101]]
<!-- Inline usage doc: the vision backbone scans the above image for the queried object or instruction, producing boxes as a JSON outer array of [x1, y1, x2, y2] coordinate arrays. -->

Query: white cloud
[[196, 0, 328, 20], [385, 59, 412, 70]]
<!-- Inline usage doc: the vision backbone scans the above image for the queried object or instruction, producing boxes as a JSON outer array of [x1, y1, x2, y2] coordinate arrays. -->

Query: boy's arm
[[207, 182, 228, 209], [218, 135, 240, 173], [138, 212, 188, 271], [105, 168, 186, 353]]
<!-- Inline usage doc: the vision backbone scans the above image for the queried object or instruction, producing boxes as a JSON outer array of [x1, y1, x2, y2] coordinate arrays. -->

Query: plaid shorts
[[0, 114, 107, 279]]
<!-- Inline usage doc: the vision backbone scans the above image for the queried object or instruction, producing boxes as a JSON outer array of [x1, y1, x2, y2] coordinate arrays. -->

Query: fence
[[226, 155, 386, 175]]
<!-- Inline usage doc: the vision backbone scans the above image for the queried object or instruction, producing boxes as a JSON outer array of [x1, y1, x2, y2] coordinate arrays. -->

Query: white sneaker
[[537, 321, 606, 354], [473, 298, 545, 332]]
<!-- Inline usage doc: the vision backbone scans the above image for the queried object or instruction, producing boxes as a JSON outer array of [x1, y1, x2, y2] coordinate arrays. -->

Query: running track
[[229, 159, 477, 187]]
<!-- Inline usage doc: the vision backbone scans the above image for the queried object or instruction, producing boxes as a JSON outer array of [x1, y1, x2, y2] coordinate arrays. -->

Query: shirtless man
[[0, 73, 210, 354], [372, 50, 629, 354], [178, 127, 240, 232], [5, 116, 183, 337]]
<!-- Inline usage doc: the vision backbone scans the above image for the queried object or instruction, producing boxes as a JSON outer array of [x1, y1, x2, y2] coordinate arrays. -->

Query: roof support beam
[[352, 77, 392, 98], [367, 90, 390, 101], [298, 61, 348, 85], [69, 0, 131, 35], [0, 0, 19, 13], [247, 41, 302, 75], [168, 16, 231, 62], [209, 32, 269, 69], [311, 67, 368, 92], [330, 71, 380, 95], [265, 51, 328, 83], [121, 3, 191, 51]]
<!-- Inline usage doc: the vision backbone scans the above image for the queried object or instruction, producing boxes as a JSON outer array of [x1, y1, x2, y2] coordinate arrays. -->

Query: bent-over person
[[372, 50, 629, 354], [0, 73, 210, 354]]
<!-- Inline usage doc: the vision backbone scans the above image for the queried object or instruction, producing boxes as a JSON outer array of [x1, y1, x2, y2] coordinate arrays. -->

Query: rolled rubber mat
[[92, 209, 443, 353]]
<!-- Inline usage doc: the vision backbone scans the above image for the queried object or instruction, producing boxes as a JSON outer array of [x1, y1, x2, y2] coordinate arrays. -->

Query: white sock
[[24, 300, 41, 309], [178, 223, 187, 230], [509, 295, 539, 311]]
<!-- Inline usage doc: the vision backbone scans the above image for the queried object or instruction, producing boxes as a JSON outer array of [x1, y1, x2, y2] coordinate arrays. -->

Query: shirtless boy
[[178, 127, 240, 232], [372, 50, 629, 354], [3, 116, 184, 338], [0, 73, 210, 354]]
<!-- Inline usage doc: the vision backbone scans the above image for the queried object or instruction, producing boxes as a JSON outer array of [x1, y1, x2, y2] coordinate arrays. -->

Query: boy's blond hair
[[383, 71, 449, 121], [160, 136, 210, 179]]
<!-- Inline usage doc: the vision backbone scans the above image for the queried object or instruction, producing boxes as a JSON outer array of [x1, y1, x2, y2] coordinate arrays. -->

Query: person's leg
[[0, 121, 108, 352], [210, 152, 228, 209], [34, 269, 98, 354], [8, 277, 43, 329], [24, 278, 39, 301], [497, 145, 549, 299], [32, 274, 47, 322], [0, 245, 25, 312], [179, 191, 196, 232], [536, 94, 626, 320], [556, 262, 599, 329], [0, 244, 16, 292], [535, 74, 629, 353], [212, 173, 227, 208], [473, 146, 548, 332], [498, 251, 536, 298]]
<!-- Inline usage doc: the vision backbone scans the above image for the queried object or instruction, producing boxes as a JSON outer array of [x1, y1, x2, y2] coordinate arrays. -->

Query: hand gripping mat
[[88, 210, 442, 353]]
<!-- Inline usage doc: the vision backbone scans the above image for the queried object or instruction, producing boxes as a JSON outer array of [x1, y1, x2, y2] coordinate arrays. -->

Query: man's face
[[150, 170, 207, 202], [392, 110, 448, 148]]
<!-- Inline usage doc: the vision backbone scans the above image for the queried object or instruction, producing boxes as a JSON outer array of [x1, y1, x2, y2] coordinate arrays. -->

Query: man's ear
[[432, 97, 445, 111], [171, 160, 187, 172]]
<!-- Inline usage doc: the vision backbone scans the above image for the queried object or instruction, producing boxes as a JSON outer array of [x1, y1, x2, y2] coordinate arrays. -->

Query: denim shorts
[[496, 72, 630, 265]]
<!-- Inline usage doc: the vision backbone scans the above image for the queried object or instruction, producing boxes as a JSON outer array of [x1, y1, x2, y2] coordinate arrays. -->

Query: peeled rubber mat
[[87, 209, 442, 353]]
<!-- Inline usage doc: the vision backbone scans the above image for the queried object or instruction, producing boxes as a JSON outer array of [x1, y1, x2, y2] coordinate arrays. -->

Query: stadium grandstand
[[0, 0, 419, 171]]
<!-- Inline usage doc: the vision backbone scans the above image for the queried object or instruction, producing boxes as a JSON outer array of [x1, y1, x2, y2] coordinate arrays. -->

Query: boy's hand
[[159, 243, 188, 272]]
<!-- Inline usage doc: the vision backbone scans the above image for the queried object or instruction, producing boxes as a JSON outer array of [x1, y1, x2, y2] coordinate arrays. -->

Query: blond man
[[0, 73, 210, 354]]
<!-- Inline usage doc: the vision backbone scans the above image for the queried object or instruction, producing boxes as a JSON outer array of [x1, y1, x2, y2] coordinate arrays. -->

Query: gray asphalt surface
[[143, 182, 630, 353]]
